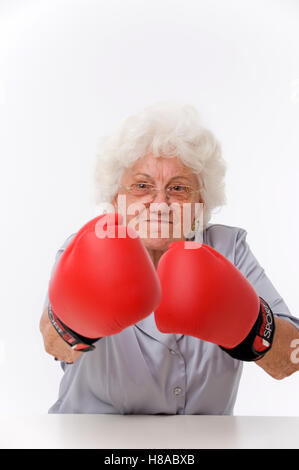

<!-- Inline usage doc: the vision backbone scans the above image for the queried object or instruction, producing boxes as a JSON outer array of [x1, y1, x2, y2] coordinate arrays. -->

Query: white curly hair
[[94, 101, 227, 229]]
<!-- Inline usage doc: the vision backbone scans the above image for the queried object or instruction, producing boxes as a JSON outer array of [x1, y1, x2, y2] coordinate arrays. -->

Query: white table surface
[[0, 414, 298, 449]]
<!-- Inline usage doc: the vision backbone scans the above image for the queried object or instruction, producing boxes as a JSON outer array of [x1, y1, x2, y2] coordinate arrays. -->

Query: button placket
[[173, 386, 182, 396], [168, 347, 186, 413]]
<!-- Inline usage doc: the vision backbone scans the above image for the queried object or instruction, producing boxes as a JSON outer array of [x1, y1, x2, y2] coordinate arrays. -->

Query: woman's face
[[113, 153, 203, 252]]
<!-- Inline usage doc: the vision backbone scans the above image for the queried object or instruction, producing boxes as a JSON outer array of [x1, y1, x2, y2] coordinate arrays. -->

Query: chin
[[141, 236, 175, 252]]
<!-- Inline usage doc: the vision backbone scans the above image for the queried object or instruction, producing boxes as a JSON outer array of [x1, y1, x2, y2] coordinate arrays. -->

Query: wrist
[[220, 297, 276, 361], [48, 305, 100, 352]]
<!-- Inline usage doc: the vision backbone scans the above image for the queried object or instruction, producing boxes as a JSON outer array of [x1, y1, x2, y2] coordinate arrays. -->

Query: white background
[[0, 0, 298, 417]]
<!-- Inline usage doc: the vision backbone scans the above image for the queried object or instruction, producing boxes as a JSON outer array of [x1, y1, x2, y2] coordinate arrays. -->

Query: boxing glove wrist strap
[[48, 305, 100, 352], [220, 297, 276, 362]]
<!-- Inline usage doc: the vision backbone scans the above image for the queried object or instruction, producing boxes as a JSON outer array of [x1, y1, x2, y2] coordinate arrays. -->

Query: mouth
[[145, 219, 173, 224]]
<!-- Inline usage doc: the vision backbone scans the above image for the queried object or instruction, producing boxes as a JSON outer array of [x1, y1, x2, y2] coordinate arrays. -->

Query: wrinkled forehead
[[122, 153, 198, 183]]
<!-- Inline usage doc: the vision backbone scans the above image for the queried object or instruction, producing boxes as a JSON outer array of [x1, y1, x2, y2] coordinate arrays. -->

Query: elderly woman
[[40, 102, 299, 415]]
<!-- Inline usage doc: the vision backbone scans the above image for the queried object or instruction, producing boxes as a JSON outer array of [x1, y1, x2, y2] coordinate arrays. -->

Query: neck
[[146, 248, 165, 269]]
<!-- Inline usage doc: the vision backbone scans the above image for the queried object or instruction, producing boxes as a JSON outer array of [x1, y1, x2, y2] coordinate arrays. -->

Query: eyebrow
[[134, 173, 194, 183]]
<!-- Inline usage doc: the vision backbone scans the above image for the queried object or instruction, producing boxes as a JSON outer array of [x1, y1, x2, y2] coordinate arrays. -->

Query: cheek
[[124, 205, 149, 238], [115, 194, 146, 222], [172, 204, 194, 226]]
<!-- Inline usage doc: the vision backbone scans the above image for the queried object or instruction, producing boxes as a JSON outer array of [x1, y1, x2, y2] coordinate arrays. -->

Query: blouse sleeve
[[234, 228, 299, 330]]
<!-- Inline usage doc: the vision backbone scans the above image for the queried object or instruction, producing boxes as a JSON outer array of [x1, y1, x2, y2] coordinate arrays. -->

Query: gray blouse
[[43, 223, 299, 414]]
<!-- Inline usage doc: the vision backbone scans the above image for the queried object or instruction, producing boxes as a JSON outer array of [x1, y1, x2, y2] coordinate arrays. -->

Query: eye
[[130, 182, 153, 193], [133, 182, 152, 190], [168, 185, 187, 192]]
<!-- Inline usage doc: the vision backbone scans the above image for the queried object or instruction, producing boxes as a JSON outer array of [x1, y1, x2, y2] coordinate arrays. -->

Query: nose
[[151, 187, 170, 204], [146, 189, 172, 223]]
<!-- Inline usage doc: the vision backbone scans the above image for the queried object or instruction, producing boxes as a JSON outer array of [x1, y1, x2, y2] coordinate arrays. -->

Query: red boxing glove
[[154, 241, 275, 361], [48, 213, 161, 351]]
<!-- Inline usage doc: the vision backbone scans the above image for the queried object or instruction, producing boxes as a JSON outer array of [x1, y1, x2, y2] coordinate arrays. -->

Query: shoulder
[[54, 233, 77, 261], [59, 233, 77, 251], [202, 223, 248, 263], [204, 222, 247, 240]]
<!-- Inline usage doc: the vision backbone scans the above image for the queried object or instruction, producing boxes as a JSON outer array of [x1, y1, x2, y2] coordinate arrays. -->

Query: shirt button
[[173, 387, 182, 396], [169, 349, 176, 355]]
